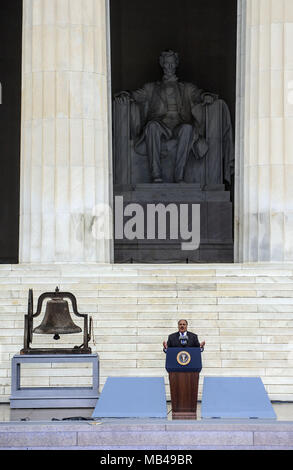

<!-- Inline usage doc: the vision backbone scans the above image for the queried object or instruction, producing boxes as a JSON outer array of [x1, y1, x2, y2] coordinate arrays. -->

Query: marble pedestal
[[114, 184, 233, 263], [10, 354, 99, 409]]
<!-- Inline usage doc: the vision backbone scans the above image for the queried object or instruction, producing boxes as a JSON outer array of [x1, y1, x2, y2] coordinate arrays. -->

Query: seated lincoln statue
[[114, 50, 234, 186]]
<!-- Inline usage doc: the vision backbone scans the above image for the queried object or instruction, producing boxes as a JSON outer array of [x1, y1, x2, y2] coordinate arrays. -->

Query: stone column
[[19, 0, 113, 263], [235, 0, 293, 262]]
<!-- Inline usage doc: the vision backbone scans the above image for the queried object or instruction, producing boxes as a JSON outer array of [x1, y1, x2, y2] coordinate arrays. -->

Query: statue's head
[[159, 50, 179, 76]]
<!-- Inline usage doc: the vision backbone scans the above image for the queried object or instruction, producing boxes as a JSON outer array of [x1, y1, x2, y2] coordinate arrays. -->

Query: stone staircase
[[1, 263, 293, 403]]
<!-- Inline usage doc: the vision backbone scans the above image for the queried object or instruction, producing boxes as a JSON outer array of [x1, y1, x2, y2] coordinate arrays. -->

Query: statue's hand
[[114, 91, 131, 104], [201, 92, 218, 105]]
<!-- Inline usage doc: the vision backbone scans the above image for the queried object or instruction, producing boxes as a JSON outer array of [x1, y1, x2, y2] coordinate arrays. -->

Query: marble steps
[[1, 264, 293, 402], [1, 420, 293, 450]]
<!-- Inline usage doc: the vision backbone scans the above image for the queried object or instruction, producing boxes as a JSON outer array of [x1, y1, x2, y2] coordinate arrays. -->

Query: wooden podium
[[166, 348, 202, 420]]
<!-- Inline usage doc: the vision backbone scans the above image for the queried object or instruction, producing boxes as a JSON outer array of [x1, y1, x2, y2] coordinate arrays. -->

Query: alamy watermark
[[91, 196, 200, 251]]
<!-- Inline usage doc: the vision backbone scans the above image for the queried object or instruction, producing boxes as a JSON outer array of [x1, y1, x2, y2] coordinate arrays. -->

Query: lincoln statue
[[115, 50, 221, 183]]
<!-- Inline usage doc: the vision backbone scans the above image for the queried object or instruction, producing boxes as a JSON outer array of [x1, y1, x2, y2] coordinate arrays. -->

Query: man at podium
[[163, 319, 205, 352], [164, 320, 204, 419]]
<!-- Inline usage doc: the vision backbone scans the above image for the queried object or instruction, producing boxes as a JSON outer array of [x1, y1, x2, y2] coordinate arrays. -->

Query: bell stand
[[12, 288, 99, 408], [10, 353, 99, 408], [21, 288, 92, 355]]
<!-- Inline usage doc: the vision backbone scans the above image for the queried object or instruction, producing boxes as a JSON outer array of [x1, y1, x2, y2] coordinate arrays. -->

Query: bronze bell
[[33, 296, 82, 340]]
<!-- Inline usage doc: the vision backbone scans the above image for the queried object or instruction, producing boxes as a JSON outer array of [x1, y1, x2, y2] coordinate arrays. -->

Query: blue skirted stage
[[92, 377, 167, 418], [201, 377, 277, 420]]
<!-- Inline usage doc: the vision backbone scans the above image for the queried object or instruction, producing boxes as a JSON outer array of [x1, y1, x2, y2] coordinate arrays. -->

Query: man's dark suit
[[167, 331, 200, 348]]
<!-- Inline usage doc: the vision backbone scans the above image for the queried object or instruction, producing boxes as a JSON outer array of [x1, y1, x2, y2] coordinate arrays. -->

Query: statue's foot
[[153, 178, 163, 183]]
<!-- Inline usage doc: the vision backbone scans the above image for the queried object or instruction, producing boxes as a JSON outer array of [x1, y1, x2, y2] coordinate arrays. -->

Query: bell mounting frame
[[21, 287, 92, 355]]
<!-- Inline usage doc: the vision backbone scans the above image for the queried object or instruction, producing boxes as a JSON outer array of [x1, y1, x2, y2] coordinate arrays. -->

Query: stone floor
[[1, 401, 293, 422], [1, 402, 293, 450]]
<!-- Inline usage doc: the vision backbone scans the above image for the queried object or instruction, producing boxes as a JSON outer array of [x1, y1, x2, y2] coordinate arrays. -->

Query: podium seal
[[176, 351, 191, 366]]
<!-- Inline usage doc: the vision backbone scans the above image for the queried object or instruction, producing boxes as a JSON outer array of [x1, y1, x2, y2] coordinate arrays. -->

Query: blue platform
[[92, 377, 167, 418], [201, 377, 277, 419]]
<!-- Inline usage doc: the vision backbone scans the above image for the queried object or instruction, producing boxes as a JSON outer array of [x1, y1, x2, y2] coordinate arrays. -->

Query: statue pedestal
[[114, 184, 233, 263]]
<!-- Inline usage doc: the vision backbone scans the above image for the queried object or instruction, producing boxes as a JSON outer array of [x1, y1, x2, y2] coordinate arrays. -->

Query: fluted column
[[19, 0, 113, 263], [235, 0, 293, 262]]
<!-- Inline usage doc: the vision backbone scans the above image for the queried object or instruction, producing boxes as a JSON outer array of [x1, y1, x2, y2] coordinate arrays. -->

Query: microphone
[[179, 334, 188, 346]]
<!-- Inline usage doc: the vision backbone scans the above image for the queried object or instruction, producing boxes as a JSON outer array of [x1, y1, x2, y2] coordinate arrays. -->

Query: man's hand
[[200, 340, 206, 350], [163, 341, 168, 350]]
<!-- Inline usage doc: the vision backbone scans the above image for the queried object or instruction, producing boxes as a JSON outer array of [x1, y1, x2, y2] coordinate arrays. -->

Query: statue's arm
[[114, 87, 146, 102], [114, 84, 151, 138], [189, 83, 203, 104], [190, 84, 219, 131], [188, 82, 218, 105], [189, 85, 205, 134], [131, 84, 153, 137]]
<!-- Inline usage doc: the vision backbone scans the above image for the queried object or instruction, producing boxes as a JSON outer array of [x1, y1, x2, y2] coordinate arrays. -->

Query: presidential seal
[[177, 351, 191, 366]]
